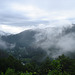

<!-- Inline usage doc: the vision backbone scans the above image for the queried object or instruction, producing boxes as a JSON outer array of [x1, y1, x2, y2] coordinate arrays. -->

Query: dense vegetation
[[0, 53, 75, 75]]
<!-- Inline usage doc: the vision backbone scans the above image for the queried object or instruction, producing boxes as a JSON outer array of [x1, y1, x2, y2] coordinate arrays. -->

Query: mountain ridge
[[0, 24, 75, 60]]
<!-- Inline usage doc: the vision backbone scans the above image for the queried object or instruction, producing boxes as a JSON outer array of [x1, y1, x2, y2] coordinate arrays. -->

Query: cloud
[[57, 33, 75, 52], [0, 39, 8, 49], [0, 38, 15, 49], [32, 22, 75, 58], [0, 20, 72, 34], [0, 2, 49, 28], [53, 33, 75, 58], [0, 25, 26, 34], [0, 0, 75, 34]]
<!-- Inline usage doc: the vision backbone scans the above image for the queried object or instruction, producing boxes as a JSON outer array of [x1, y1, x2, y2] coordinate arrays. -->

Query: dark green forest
[[0, 50, 75, 75]]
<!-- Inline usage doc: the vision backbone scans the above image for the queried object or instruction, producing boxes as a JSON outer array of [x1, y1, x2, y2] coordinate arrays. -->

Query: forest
[[0, 0, 75, 75], [0, 51, 75, 75]]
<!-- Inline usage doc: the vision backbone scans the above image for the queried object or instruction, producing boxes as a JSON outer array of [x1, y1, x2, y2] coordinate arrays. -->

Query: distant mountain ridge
[[2, 29, 36, 47], [0, 30, 10, 36], [0, 24, 75, 60]]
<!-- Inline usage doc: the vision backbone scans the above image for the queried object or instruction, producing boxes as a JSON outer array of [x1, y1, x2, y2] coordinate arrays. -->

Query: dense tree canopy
[[0, 54, 75, 75]]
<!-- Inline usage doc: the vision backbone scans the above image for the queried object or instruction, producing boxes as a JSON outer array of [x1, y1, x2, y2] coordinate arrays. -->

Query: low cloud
[[0, 39, 8, 49], [0, 38, 15, 49], [0, 0, 75, 32], [33, 22, 75, 58]]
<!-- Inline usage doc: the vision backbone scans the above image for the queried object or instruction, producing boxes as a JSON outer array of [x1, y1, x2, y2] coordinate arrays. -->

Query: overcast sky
[[0, 0, 75, 34]]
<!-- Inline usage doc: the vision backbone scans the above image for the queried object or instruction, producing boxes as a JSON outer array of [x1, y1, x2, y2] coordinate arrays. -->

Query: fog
[[33, 22, 75, 58], [0, 39, 8, 49], [0, 38, 15, 50], [0, 20, 75, 58]]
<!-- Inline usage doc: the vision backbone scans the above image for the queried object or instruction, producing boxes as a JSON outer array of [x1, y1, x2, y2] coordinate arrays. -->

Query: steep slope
[[0, 49, 9, 58], [0, 30, 10, 36], [1, 24, 75, 60], [1, 29, 46, 61], [2, 29, 36, 47]]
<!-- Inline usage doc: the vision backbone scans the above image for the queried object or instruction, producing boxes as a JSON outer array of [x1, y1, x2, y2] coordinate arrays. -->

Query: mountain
[[2, 29, 36, 47], [0, 49, 9, 58], [0, 30, 10, 37], [1, 29, 46, 62], [0, 24, 75, 61], [63, 24, 75, 34]]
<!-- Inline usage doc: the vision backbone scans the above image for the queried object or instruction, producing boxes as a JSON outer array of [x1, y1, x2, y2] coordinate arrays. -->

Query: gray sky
[[0, 0, 75, 34]]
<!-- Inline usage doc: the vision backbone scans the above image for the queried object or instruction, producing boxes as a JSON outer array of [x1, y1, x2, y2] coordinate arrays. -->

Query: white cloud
[[0, 19, 72, 34], [0, 0, 75, 34], [11, 3, 49, 20], [11, 3, 75, 22], [0, 24, 38, 34], [0, 25, 26, 34]]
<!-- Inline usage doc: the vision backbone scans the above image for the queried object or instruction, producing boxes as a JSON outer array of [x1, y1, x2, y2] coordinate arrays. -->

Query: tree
[[57, 54, 75, 75], [5, 68, 16, 75]]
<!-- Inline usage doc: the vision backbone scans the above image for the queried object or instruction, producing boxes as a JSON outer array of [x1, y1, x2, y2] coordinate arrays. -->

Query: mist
[[32, 22, 75, 58], [0, 39, 8, 49], [0, 20, 75, 58], [0, 38, 15, 50]]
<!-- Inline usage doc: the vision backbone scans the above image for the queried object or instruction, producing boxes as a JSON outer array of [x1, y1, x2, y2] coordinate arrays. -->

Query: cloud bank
[[33, 23, 75, 58], [0, 0, 75, 34]]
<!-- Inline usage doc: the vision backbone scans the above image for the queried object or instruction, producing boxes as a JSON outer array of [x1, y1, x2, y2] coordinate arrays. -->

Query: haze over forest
[[0, 0, 75, 75]]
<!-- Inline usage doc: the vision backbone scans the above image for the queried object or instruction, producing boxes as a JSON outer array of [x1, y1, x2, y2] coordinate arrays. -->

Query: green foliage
[[57, 54, 75, 75], [0, 55, 24, 73], [48, 70, 61, 75], [0, 69, 33, 75], [5, 68, 16, 75], [0, 54, 75, 75], [38, 57, 51, 75], [0, 72, 4, 75], [47, 70, 70, 75], [51, 60, 61, 71], [20, 71, 32, 75]]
